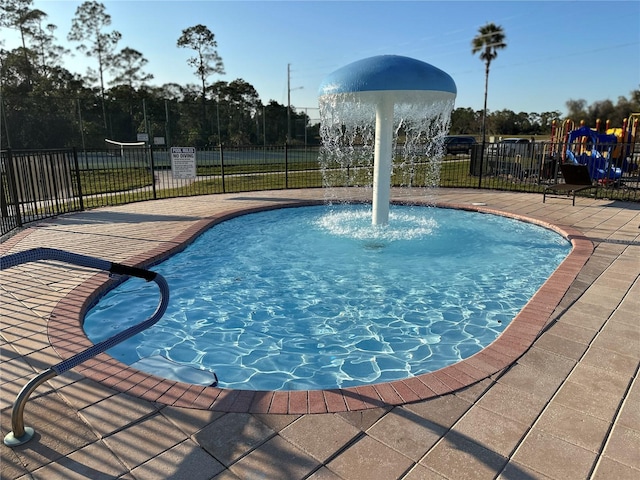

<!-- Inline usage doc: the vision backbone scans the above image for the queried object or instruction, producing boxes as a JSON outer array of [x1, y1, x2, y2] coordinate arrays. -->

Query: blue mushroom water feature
[[318, 55, 457, 225]]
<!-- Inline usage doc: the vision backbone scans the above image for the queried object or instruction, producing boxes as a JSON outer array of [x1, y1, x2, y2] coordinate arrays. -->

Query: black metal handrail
[[1, 248, 170, 447]]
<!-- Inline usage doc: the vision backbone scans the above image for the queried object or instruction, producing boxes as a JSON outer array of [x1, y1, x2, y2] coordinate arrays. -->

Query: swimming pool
[[84, 204, 571, 390]]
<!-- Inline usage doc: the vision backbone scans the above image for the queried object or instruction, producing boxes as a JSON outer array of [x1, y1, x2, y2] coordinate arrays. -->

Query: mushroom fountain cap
[[318, 54, 456, 105]]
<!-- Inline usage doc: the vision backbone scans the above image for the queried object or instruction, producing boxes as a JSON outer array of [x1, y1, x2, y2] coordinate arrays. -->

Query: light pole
[[215, 95, 222, 145], [287, 63, 303, 144]]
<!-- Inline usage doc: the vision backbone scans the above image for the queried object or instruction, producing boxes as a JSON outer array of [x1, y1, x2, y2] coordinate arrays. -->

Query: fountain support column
[[372, 96, 394, 226]]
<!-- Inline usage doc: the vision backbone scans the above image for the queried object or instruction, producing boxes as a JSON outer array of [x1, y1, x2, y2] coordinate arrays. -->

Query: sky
[[3, 0, 639, 123]]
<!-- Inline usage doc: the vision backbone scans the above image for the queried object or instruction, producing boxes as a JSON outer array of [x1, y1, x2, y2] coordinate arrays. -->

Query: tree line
[[1, 0, 638, 150], [0, 0, 316, 149], [447, 93, 640, 139]]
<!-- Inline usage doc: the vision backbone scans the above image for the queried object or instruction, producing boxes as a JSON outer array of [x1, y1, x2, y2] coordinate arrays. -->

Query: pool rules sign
[[170, 147, 196, 179]]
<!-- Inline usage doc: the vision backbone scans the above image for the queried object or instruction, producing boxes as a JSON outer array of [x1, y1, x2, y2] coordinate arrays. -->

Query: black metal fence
[[2, 142, 639, 237]]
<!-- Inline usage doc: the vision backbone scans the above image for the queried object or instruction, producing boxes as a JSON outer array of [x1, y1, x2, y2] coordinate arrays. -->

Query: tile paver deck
[[1, 188, 639, 479]]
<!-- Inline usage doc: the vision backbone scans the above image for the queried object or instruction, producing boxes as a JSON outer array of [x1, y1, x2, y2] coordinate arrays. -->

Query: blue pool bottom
[[84, 204, 571, 391]]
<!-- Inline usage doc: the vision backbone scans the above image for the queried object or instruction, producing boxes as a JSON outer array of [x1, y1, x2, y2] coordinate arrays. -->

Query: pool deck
[[1, 188, 639, 479]]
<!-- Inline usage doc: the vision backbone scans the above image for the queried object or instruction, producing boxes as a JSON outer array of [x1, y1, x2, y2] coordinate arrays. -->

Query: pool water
[[84, 204, 570, 390]]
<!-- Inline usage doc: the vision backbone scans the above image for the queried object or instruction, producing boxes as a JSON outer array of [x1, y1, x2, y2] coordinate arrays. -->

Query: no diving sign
[[170, 147, 196, 179]]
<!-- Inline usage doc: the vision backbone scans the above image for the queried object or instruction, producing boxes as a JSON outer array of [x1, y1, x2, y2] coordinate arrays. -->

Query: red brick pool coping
[[47, 200, 593, 414]]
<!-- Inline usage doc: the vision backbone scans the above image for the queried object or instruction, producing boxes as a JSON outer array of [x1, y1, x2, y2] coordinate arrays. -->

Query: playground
[[551, 113, 640, 186]]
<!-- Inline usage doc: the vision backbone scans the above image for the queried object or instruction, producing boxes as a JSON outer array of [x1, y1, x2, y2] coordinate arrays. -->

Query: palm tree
[[472, 23, 506, 157]]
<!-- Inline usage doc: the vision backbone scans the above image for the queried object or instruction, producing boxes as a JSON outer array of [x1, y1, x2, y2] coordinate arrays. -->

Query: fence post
[[477, 142, 485, 188], [220, 144, 225, 193], [149, 145, 157, 200], [6, 149, 23, 228], [72, 147, 85, 211], [285, 142, 289, 189]]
